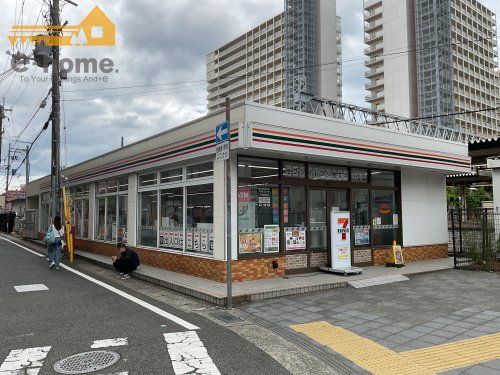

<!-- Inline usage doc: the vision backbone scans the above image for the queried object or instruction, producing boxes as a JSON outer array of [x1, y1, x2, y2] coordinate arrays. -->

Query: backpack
[[43, 226, 56, 245]]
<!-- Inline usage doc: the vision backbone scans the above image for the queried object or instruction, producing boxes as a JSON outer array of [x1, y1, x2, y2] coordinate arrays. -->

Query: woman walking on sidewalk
[[48, 216, 65, 270]]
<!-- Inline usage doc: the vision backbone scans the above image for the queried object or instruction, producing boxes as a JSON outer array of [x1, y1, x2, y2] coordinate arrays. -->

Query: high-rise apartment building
[[207, 0, 342, 113], [364, 0, 500, 136]]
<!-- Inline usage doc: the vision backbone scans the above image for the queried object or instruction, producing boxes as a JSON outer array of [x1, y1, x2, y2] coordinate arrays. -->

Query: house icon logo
[[8, 6, 115, 47]]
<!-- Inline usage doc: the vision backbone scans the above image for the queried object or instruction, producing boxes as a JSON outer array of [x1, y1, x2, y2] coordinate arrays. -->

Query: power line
[[62, 83, 208, 102]]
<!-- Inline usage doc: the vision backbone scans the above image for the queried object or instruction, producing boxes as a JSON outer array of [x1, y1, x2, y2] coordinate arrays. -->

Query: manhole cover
[[54, 351, 120, 374]]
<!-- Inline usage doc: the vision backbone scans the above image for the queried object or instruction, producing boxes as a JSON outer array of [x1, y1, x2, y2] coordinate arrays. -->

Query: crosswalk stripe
[[91, 338, 129, 349], [164, 331, 221, 375], [0, 346, 51, 375]]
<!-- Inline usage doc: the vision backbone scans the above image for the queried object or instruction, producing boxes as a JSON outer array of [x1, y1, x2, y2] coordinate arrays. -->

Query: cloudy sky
[[0, 0, 499, 188]]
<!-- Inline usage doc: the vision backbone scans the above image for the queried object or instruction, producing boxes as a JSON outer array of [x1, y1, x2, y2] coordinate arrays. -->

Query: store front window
[[160, 188, 183, 250], [96, 178, 128, 243], [284, 186, 306, 252], [237, 156, 401, 263], [238, 184, 279, 254], [136, 161, 214, 255], [186, 184, 213, 254], [96, 197, 105, 240], [138, 191, 158, 247], [371, 190, 398, 247], [308, 190, 327, 251], [70, 185, 90, 239], [352, 189, 370, 246], [118, 195, 128, 243]]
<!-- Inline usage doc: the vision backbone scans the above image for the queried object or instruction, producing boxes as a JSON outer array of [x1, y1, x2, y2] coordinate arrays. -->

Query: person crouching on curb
[[111, 243, 140, 280]]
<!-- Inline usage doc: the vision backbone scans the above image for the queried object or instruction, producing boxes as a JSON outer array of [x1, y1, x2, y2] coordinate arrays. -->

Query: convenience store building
[[26, 102, 471, 282]]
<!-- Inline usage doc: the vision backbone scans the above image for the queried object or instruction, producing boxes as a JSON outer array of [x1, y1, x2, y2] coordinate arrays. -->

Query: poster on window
[[264, 225, 280, 253], [186, 232, 193, 250], [239, 233, 262, 254], [285, 230, 306, 251], [354, 228, 370, 246], [238, 188, 256, 229], [209, 233, 214, 252], [193, 232, 201, 251], [200, 233, 209, 252]]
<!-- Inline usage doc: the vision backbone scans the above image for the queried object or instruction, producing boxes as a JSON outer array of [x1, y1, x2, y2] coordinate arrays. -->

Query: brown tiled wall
[[310, 252, 328, 267], [72, 239, 448, 282], [285, 254, 308, 269], [372, 244, 448, 265], [353, 248, 372, 264], [74, 239, 284, 283]]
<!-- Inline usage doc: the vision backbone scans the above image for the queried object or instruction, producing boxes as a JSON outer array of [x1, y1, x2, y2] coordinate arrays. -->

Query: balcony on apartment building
[[365, 66, 384, 78], [365, 78, 384, 91], [364, 43, 383, 56], [365, 91, 385, 103], [364, 30, 384, 44], [364, 18, 383, 34]]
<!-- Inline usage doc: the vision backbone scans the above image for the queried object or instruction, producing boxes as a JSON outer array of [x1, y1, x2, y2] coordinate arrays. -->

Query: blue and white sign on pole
[[215, 121, 230, 161], [215, 121, 229, 144]]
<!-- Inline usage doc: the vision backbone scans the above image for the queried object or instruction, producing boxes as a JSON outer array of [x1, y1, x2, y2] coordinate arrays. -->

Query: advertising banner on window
[[200, 233, 209, 252], [285, 229, 306, 251], [264, 225, 280, 253], [239, 233, 262, 253], [354, 227, 370, 246]]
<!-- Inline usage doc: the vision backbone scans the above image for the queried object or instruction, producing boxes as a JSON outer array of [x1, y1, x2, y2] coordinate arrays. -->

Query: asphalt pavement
[[0, 236, 290, 375]]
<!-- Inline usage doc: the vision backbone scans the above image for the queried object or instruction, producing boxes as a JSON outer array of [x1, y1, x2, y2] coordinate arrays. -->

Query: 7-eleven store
[[26, 102, 470, 282]]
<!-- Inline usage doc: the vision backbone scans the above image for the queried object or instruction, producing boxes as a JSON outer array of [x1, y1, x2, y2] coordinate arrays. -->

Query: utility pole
[[26, 145, 30, 185], [5, 143, 11, 216], [225, 97, 232, 309], [50, 0, 61, 220], [0, 104, 12, 169]]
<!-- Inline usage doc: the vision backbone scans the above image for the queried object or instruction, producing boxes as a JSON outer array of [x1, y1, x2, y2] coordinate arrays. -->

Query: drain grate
[[53, 351, 120, 374]]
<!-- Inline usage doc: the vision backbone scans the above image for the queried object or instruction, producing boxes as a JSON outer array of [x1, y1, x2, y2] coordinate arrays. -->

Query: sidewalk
[[75, 249, 453, 306], [15, 236, 454, 306]]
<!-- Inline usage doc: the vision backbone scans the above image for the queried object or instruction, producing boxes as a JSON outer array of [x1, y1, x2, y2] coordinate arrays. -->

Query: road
[[0, 236, 290, 375]]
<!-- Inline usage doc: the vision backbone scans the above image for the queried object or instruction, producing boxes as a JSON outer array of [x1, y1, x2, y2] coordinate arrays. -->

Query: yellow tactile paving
[[291, 321, 500, 375], [401, 332, 500, 372], [291, 321, 434, 375]]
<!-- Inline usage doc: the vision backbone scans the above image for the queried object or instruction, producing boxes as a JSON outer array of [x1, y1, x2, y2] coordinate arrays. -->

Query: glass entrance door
[[328, 189, 348, 213], [327, 189, 349, 266]]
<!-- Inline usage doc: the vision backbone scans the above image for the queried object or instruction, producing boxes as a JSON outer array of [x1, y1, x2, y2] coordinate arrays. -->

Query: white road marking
[[14, 284, 49, 293], [164, 332, 221, 375], [91, 338, 129, 349], [0, 346, 51, 375], [1, 236, 199, 331]]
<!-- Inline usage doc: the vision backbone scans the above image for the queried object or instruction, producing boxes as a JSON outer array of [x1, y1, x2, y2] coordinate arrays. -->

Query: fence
[[449, 208, 500, 272], [24, 209, 39, 239]]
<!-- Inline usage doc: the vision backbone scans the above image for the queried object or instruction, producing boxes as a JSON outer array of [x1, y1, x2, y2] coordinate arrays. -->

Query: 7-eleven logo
[[337, 218, 349, 241]]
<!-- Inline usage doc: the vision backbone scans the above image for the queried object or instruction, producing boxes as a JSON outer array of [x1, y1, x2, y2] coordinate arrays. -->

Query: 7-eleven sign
[[337, 217, 349, 241]]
